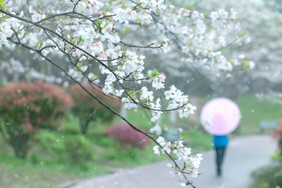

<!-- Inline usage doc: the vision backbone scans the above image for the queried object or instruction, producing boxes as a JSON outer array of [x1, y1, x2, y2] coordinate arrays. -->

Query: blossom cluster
[[113, 0, 166, 25], [0, 12, 21, 47], [153, 136, 203, 185], [158, 5, 251, 72], [165, 85, 197, 118], [0, 19, 13, 47]]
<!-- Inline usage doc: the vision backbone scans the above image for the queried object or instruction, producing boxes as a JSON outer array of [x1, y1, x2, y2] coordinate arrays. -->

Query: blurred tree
[[0, 81, 73, 158], [265, 0, 282, 12], [68, 83, 121, 135], [194, 0, 282, 97]]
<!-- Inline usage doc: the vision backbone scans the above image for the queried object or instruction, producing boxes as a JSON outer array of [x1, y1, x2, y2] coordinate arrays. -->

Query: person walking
[[213, 135, 229, 177]]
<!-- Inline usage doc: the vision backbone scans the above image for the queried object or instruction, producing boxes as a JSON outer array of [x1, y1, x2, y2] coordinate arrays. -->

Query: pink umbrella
[[200, 98, 241, 135]]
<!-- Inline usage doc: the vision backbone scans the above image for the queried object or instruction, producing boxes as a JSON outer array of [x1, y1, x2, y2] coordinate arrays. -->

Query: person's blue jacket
[[213, 135, 229, 148]]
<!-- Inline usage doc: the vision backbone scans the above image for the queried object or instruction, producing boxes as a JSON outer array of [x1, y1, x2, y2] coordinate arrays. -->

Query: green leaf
[[237, 29, 248, 37], [185, 2, 194, 9], [136, 3, 142, 7], [242, 60, 249, 65], [0, 0, 6, 10], [241, 60, 250, 70], [36, 41, 43, 47], [105, 6, 111, 12], [128, 88, 137, 95], [182, 161, 187, 170], [136, 18, 141, 23], [151, 69, 161, 77], [96, 19, 101, 26], [103, 22, 109, 29], [78, 36, 83, 43], [220, 46, 230, 51], [70, 39, 76, 45], [121, 3, 127, 9], [122, 51, 126, 57], [122, 27, 130, 34], [76, 62, 83, 68]]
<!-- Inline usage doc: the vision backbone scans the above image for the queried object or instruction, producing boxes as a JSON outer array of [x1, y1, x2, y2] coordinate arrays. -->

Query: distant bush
[[251, 163, 282, 188], [274, 118, 282, 155], [63, 136, 94, 163], [35, 131, 94, 164], [68, 83, 121, 135], [35, 130, 66, 158], [250, 119, 282, 188], [107, 123, 150, 149], [0, 81, 73, 158]]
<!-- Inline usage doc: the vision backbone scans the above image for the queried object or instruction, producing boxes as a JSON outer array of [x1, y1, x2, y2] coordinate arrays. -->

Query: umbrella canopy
[[200, 98, 241, 135]]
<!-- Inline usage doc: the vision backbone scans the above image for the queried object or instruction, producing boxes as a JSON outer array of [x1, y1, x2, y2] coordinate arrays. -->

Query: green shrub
[[94, 136, 115, 147], [35, 131, 66, 157], [274, 169, 282, 186], [63, 136, 94, 163], [61, 114, 81, 134], [67, 83, 121, 135], [251, 163, 282, 188], [0, 81, 73, 158]]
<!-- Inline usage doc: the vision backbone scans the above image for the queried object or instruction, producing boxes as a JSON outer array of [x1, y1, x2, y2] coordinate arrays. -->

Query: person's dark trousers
[[215, 147, 226, 176]]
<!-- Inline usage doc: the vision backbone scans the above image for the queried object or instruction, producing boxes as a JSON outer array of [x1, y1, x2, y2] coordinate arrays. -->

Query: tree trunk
[[25, 60, 31, 82], [10, 134, 30, 159], [80, 120, 91, 135]]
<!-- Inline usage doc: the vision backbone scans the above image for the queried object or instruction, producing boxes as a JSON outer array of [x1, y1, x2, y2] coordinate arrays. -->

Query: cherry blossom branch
[[120, 41, 162, 49], [1, 1, 235, 185], [7, 35, 194, 186], [7, 11, 191, 113]]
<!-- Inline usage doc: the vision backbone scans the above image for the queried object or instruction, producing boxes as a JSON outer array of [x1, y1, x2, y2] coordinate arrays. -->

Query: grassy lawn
[[236, 94, 282, 134], [0, 154, 77, 188]]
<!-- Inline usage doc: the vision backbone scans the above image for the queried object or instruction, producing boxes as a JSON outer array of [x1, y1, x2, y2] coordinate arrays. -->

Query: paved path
[[59, 135, 276, 188]]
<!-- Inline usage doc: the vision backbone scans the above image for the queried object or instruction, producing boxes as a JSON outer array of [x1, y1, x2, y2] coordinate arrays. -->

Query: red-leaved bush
[[68, 83, 121, 135], [107, 123, 150, 149], [274, 118, 282, 155], [0, 81, 73, 158]]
